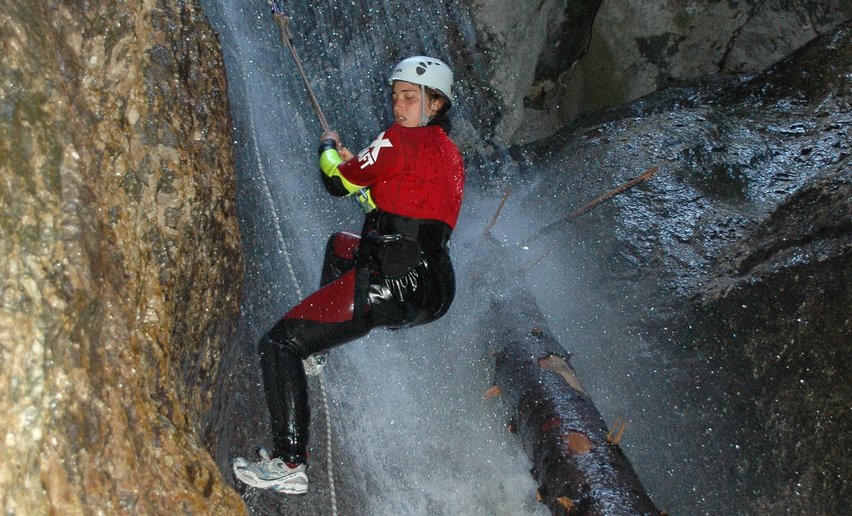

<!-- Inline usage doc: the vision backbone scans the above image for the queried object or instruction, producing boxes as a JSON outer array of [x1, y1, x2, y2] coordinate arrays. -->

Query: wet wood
[[568, 165, 660, 220], [477, 233, 660, 514], [526, 165, 660, 246], [484, 186, 513, 235]]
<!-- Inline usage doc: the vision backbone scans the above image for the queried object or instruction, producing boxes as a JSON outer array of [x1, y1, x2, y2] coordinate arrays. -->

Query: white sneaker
[[303, 352, 327, 377], [233, 448, 308, 494]]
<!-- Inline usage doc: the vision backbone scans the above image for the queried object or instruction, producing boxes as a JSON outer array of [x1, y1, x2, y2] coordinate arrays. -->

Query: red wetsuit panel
[[338, 123, 464, 229], [284, 269, 356, 323], [332, 231, 360, 260]]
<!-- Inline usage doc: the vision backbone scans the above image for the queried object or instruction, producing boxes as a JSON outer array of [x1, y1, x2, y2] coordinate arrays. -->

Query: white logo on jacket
[[359, 132, 393, 169]]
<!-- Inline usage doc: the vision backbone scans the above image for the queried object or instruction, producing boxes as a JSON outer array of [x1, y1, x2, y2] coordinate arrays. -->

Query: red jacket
[[338, 123, 464, 229]]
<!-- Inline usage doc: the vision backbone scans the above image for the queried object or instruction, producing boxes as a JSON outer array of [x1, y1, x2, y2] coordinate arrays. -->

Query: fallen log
[[476, 235, 660, 515]]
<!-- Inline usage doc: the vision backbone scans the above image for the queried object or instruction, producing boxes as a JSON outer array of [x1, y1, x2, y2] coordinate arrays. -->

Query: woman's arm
[[318, 132, 362, 197]]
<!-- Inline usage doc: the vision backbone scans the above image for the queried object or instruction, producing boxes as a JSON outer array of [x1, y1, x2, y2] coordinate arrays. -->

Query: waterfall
[[201, 1, 546, 513]]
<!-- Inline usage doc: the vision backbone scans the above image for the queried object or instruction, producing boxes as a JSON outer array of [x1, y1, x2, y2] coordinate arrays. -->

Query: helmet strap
[[419, 84, 430, 126]]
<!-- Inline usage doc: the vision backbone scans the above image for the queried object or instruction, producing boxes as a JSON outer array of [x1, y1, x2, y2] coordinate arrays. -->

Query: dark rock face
[[584, 0, 851, 107], [472, 0, 850, 145], [510, 22, 849, 513], [684, 166, 850, 514], [0, 0, 244, 512], [467, 0, 603, 144]]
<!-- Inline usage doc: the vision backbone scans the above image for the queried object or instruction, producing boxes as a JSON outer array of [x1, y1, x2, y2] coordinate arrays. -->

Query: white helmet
[[389, 56, 453, 103]]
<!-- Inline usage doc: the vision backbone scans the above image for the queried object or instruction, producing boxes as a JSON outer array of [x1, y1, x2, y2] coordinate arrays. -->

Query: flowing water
[[201, 1, 547, 514]]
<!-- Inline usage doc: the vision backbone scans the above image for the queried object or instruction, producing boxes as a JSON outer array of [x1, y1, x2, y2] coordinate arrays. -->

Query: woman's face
[[392, 81, 442, 128]]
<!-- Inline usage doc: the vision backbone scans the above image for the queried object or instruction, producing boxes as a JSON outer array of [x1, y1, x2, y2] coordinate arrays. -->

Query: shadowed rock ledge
[[1, 0, 244, 513]]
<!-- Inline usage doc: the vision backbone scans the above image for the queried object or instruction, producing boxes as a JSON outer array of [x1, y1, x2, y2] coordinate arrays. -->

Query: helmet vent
[[389, 56, 453, 102]]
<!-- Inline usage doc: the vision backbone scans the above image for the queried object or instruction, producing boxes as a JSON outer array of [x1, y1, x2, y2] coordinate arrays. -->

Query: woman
[[234, 56, 464, 494]]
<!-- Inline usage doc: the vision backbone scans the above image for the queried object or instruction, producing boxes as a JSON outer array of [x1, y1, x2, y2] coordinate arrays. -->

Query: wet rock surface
[[467, 0, 602, 144], [682, 165, 850, 514], [586, 0, 851, 105], [506, 21, 850, 513], [0, 0, 244, 512], [472, 0, 850, 145]]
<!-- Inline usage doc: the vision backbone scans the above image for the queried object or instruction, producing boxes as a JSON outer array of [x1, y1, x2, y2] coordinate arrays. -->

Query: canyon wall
[[0, 0, 244, 512], [467, 0, 850, 144]]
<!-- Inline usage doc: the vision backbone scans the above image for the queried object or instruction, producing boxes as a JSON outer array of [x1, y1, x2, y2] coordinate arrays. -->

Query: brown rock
[[0, 0, 244, 513]]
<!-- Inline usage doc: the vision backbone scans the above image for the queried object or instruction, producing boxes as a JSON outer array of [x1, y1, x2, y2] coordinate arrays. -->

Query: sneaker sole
[[275, 482, 308, 495]]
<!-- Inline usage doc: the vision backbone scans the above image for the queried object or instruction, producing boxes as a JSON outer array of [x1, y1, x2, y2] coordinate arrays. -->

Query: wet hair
[[424, 87, 452, 133], [425, 87, 451, 115]]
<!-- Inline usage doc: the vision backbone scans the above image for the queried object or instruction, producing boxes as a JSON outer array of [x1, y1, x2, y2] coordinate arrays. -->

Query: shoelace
[[258, 446, 304, 470]]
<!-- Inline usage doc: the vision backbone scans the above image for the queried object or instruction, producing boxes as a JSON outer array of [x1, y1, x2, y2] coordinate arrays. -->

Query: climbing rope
[[270, 0, 331, 133], [254, 104, 339, 514], [263, 4, 338, 512], [317, 373, 338, 514], [249, 116, 301, 299]]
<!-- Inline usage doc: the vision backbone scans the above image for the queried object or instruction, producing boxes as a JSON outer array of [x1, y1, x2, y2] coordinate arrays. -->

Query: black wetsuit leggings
[[258, 212, 454, 464]]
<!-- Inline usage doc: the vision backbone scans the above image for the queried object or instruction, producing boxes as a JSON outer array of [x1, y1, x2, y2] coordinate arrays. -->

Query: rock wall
[[507, 21, 849, 513], [584, 0, 850, 106], [467, 0, 602, 144], [685, 165, 850, 514], [0, 0, 244, 513], [466, 0, 850, 144]]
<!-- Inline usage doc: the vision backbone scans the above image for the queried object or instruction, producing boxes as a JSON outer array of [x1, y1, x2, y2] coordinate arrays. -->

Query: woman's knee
[[259, 320, 304, 359], [258, 334, 279, 359]]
